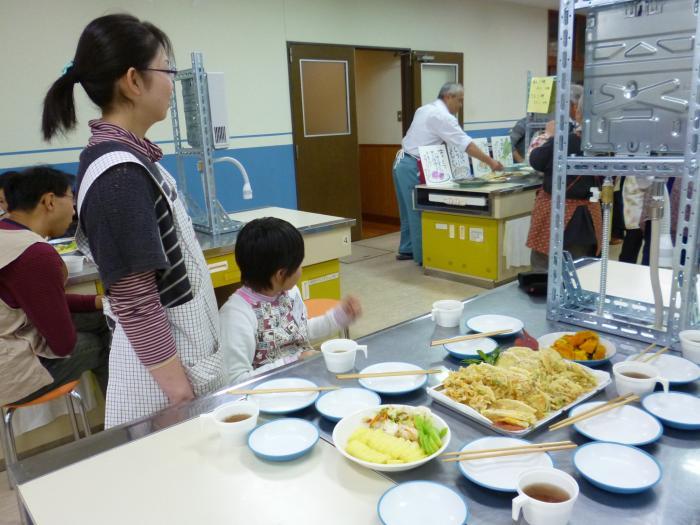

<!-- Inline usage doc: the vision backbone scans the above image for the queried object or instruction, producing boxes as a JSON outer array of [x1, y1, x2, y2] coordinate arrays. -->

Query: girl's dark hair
[[235, 217, 305, 291], [42, 14, 173, 141], [4, 166, 74, 212]]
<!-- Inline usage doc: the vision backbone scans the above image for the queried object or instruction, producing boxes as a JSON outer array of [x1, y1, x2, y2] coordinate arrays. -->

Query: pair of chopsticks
[[431, 329, 511, 347], [336, 369, 442, 380], [548, 393, 639, 431], [441, 440, 576, 463], [228, 386, 338, 395], [633, 343, 669, 363]]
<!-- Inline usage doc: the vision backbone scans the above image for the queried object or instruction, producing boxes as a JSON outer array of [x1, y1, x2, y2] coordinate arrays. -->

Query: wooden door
[[288, 43, 362, 239], [407, 51, 464, 128]]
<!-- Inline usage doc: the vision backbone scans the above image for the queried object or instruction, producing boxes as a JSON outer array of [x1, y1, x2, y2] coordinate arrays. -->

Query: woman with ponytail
[[43, 14, 224, 427]]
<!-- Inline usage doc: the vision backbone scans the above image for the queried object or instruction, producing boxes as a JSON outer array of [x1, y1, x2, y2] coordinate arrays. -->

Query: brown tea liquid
[[223, 414, 251, 423], [621, 372, 650, 379], [523, 483, 571, 503]]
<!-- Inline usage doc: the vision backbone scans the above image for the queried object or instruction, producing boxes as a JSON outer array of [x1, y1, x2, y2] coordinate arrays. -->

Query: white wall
[[0, 0, 547, 168], [355, 50, 403, 145]]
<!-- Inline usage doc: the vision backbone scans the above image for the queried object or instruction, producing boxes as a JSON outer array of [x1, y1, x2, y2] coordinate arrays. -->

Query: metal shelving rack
[[170, 52, 242, 235], [547, 0, 700, 347]]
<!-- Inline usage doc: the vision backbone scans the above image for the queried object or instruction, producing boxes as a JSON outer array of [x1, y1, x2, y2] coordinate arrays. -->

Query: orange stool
[[304, 298, 350, 339], [1, 380, 91, 487]]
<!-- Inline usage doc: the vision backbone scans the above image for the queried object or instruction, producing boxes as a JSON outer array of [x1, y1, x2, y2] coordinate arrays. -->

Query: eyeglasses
[[142, 68, 178, 78]]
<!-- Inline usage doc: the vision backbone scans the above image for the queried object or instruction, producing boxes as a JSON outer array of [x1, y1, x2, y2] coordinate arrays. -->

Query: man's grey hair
[[570, 84, 583, 105], [438, 82, 464, 100]]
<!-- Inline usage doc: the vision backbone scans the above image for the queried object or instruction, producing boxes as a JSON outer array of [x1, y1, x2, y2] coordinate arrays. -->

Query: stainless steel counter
[[11, 283, 699, 524]]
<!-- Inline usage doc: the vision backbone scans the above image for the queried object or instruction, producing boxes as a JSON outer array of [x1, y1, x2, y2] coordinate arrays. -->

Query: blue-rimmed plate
[[466, 315, 523, 337], [641, 392, 700, 430], [574, 442, 662, 493], [444, 337, 498, 360], [457, 436, 553, 492], [358, 362, 427, 395], [250, 377, 319, 414], [377, 481, 468, 525], [569, 401, 662, 446], [315, 388, 381, 422], [248, 418, 319, 461], [537, 331, 616, 367], [626, 353, 700, 385]]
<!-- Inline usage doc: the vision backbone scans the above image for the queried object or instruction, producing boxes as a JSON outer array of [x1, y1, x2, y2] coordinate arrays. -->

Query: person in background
[[526, 94, 602, 270], [0, 167, 109, 406], [393, 82, 504, 265], [220, 217, 361, 384], [41, 14, 224, 427], [509, 116, 528, 163], [0, 171, 19, 217]]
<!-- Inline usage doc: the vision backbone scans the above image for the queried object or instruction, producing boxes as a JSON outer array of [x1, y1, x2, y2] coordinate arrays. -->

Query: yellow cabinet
[[299, 259, 341, 300]]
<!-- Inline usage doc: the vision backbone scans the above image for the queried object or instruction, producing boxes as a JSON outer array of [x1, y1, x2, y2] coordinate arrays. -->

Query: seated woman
[[0, 167, 110, 406], [220, 217, 361, 384], [526, 96, 602, 271]]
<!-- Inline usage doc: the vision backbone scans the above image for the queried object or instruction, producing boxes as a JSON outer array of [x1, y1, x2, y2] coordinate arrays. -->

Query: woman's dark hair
[[5, 167, 74, 212], [235, 217, 305, 291], [42, 14, 173, 141]]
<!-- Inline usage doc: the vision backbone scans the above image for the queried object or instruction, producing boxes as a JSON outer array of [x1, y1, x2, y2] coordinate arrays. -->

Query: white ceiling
[[497, 0, 560, 9]]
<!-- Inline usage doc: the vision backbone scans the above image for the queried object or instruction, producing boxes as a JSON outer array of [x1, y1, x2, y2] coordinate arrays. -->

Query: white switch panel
[[469, 227, 484, 243]]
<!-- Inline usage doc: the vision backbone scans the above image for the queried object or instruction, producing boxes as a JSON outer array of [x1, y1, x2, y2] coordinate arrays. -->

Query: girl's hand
[[340, 295, 362, 321]]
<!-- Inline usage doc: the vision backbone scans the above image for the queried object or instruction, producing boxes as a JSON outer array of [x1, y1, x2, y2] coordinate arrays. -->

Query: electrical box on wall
[[181, 71, 230, 149]]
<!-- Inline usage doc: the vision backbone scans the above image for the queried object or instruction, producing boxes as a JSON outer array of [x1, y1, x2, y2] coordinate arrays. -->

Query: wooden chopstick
[[431, 329, 511, 347], [228, 386, 339, 395], [442, 440, 573, 457], [633, 342, 656, 361], [442, 443, 577, 463], [336, 368, 442, 380], [643, 346, 669, 363], [549, 394, 638, 431]]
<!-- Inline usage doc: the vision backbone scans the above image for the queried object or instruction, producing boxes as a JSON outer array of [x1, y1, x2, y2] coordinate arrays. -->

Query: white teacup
[[320, 339, 368, 373], [431, 300, 464, 328], [679, 330, 700, 364], [613, 361, 669, 397], [202, 399, 259, 445], [61, 255, 85, 273], [512, 468, 579, 525]]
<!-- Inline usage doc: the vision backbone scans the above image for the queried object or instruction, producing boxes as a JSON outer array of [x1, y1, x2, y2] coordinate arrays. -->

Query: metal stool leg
[[342, 326, 350, 339], [64, 396, 80, 440], [3, 408, 18, 489], [69, 390, 91, 438]]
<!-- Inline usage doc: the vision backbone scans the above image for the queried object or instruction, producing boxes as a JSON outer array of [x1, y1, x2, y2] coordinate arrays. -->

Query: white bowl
[[377, 481, 468, 525], [332, 405, 450, 472], [357, 362, 427, 395], [248, 418, 319, 461], [249, 377, 319, 414], [641, 392, 700, 430], [315, 387, 381, 422], [679, 330, 700, 364], [568, 401, 662, 446], [61, 255, 85, 274], [444, 338, 498, 360], [466, 314, 523, 336], [537, 331, 616, 366], [201, 399, 259, 445], [573, 442, 662, 493]]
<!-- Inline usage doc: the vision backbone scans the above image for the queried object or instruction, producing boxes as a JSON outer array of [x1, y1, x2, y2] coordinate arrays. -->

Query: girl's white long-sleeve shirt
[[219, 286, 346, 385]]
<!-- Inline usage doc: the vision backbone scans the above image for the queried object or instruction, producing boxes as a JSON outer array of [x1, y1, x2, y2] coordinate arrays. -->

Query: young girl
[[220, 217, 361, 383], [42, 14, 224, 427]]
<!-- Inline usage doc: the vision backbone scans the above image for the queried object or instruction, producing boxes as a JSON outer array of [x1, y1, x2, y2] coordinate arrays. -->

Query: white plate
[[574, 442, 662, 493], [570, 401, 663, 446], [248, 418, 319, 461], [457, 436, 553, 492], [641, 392, 700, 430], [358, 362, 427, 395], [332, 405, 451, 473], [378, 481, 468, 525], [466, 315, 523, 336], [537, 331, 616, 366], [314, 388, 381, 422], [250, 377, 319, 414], [626, 353, 700, 385], [444, 338, 498, 360]]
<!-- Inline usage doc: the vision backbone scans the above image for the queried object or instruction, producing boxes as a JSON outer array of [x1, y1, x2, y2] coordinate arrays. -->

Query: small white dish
[[573, 442, 662, 493], [248, 418, 319, 461], [314, 388, 381, 422], [626, 353, 700, 385], [250, 377, 319, 414], [569, 401, 662, 446], [444, 338, 498, 360], [537, 331, 616, 366], [377, 481, 468, 525], [61, 254, 85, 274], [358, 362, 427, 395], [457, 436, 553, 492], [641, 392, 700, 430], [332, 405, 450, 473], [466, 315, 523, 336]]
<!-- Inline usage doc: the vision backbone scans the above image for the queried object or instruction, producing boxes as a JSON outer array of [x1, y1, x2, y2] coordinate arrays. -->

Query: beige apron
[[0, 229, 61, 405], [76, 151, 224, 428]]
